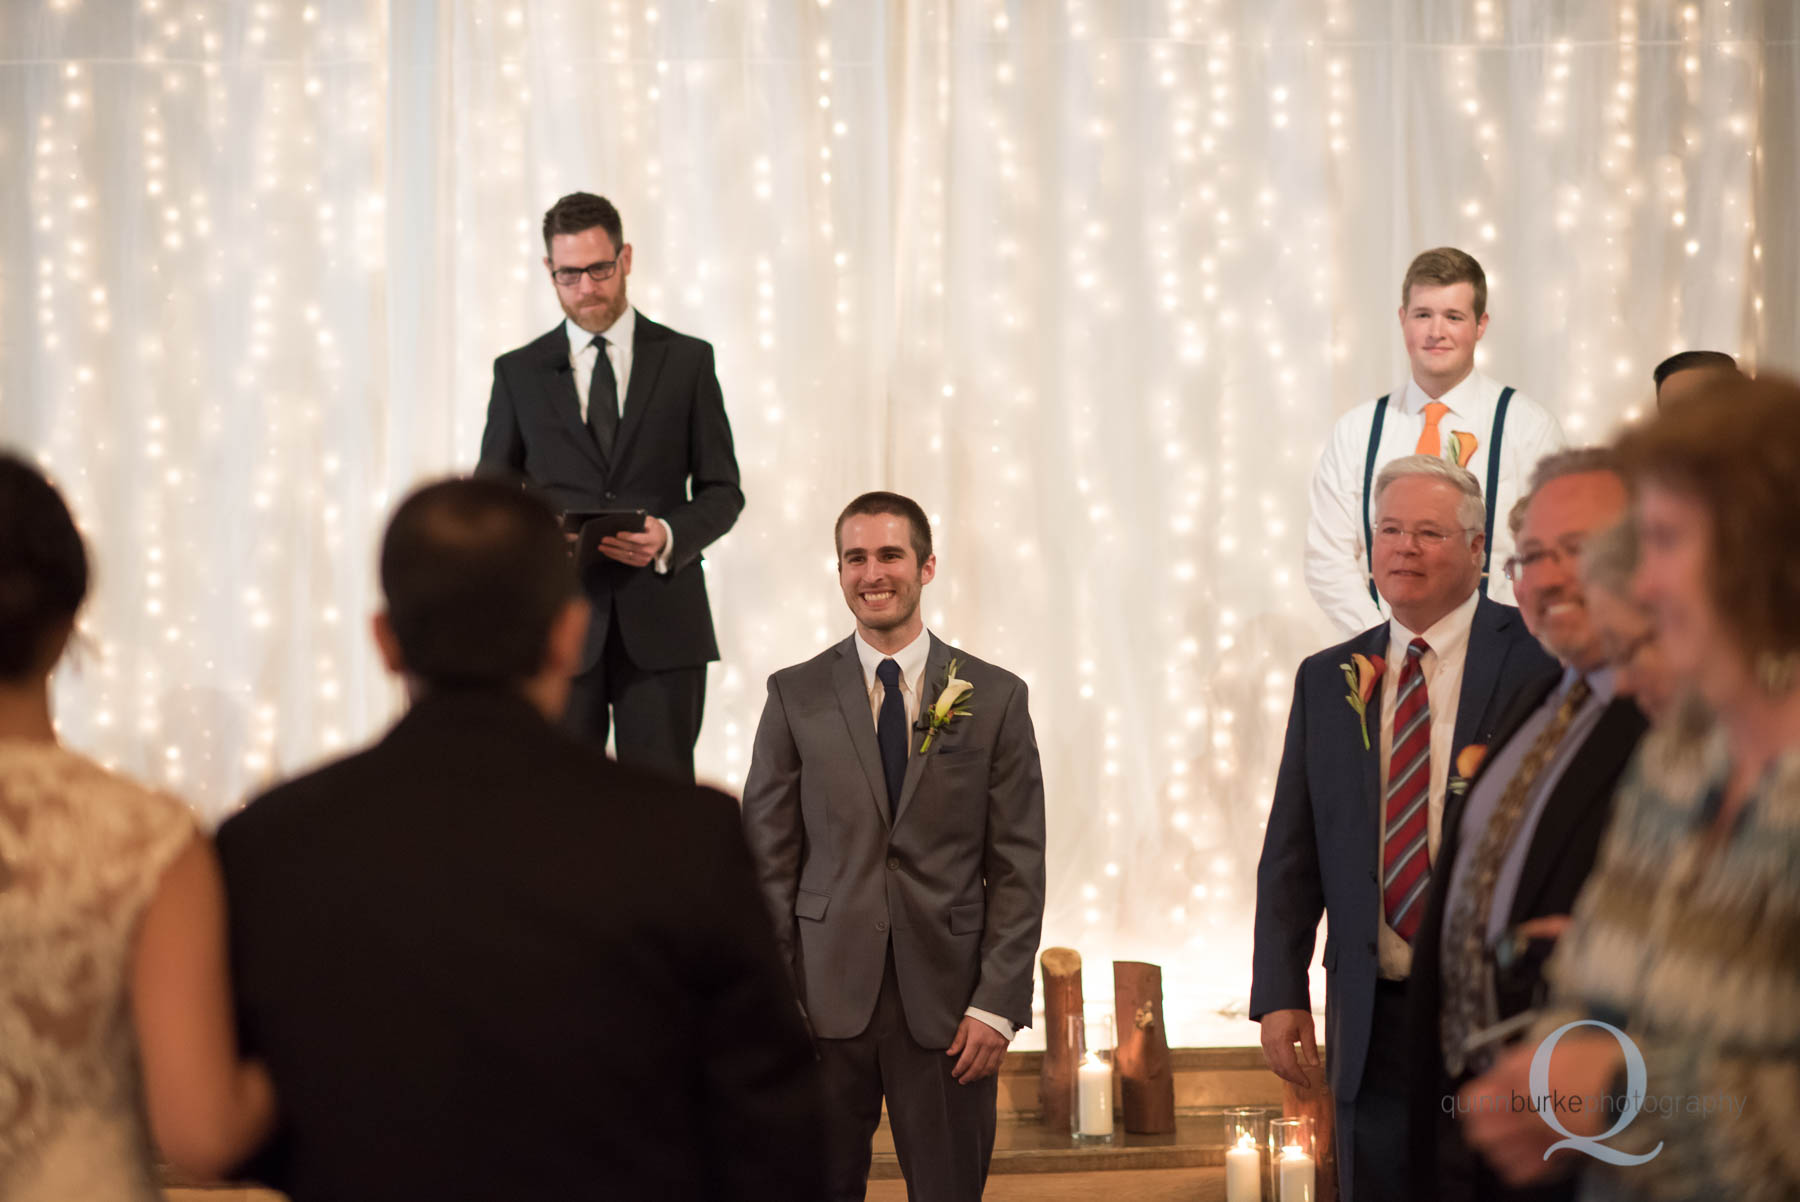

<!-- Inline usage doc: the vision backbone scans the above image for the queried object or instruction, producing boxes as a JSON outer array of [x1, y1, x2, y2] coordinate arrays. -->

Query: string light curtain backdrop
[[2, 1, 1793, 1043]]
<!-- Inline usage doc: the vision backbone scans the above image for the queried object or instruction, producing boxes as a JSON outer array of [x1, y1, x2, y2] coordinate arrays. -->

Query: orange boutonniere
[[1448, 743, 1488, 801], [1339, 652, 1385, 750], [1445, 431, 1479, 469]]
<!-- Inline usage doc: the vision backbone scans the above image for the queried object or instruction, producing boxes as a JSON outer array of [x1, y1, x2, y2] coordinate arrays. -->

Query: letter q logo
[[1529, 1020, 1663, 1166]]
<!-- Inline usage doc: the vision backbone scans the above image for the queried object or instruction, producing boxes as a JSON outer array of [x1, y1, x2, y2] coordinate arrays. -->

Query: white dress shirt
[[1375, 587, 1480, 980], [853, 628, 1016, 1044], [564, 306, 674, 574], [1305, 370, 1566, 635]]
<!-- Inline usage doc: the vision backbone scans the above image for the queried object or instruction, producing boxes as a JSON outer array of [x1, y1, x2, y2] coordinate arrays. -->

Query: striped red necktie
[[1382, 637, 1433, 942]]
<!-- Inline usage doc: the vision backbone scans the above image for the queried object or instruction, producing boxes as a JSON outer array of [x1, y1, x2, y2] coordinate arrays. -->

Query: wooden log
[[1284, 1071, 1339, 1202], [1038, 947, 1084, 1132], [1111, 960, 1176, 1134]]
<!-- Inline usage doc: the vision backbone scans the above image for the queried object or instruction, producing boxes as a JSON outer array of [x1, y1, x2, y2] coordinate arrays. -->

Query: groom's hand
[[946, 1017, 1008, 1084]]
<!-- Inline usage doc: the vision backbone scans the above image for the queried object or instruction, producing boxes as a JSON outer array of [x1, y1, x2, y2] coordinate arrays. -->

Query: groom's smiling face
[[837, 513, 936, 636]]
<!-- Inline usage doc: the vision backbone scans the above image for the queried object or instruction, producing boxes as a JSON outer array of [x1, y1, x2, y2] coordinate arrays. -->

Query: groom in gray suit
[[743, 491, 1047, 1202]]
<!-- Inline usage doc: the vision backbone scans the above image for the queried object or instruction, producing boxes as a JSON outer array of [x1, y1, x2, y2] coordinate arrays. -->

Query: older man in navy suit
[[1252, 455, 1558, 1202]]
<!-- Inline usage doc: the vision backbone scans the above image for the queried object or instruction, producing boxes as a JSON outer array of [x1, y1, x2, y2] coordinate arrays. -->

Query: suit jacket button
[[887, 858, 900, 871], [604, 491, 617, 500], [876, 921, 888, 932]]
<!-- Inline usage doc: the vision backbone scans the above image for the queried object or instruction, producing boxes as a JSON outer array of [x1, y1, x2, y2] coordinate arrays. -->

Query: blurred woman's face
[[1633, 483, 1725, 697], [1588, 584, 1675, 724]]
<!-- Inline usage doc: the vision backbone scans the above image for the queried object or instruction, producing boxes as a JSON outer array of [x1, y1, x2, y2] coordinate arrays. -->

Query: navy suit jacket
[[478, 314, 744, 673], [1250, 595, 1559, 1103]]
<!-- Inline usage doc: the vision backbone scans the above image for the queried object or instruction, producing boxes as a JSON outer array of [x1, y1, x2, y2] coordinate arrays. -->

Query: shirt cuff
[[652, 518, 675, 575], [965, 1006, 1016, 1042]]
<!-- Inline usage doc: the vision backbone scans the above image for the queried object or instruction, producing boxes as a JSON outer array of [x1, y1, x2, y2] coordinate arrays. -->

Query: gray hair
[[1373, 454, 1487, 536], [1579, 520, 1639, 597], [1527, 446, 1621, 494]]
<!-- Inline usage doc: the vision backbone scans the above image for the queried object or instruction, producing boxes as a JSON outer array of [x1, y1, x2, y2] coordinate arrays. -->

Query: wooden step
[[165, 1046, 1282, 1191]]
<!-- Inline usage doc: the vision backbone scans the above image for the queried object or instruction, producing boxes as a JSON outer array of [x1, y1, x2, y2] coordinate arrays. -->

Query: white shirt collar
[[564, 303, 636, 354], [1387, 586, 1481, 662], [854, 626, 931, 692], [1400, 368, 1492, 420]]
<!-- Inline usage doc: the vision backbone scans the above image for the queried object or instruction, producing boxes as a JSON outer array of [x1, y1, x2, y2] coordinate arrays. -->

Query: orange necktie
[[1416, 401, 1450, 457]]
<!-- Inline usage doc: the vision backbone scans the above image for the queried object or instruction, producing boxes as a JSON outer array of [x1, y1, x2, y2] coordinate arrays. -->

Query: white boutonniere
[[918, 658, 974, 753]]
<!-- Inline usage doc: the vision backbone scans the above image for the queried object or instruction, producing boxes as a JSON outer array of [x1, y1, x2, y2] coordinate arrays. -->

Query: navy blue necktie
[[587, 334, 619, 458], [875, 658, 907, 818]]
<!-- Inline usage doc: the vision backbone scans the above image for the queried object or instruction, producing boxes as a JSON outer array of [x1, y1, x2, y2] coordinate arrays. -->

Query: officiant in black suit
[[478, 191, 743, 782]]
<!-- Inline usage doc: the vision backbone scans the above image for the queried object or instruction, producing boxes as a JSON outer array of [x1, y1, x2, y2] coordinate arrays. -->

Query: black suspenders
[[1482, 387, 1514, 584], [1361, 396, 1390, 607], [1362, 386, 1514, 607]]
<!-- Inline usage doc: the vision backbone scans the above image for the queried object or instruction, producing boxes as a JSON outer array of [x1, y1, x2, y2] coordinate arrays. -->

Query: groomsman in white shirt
[[1306, 248, 1565, 636]]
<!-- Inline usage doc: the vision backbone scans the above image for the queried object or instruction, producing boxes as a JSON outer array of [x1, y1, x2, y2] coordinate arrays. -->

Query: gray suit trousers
[[818, 944, 998, 1202]]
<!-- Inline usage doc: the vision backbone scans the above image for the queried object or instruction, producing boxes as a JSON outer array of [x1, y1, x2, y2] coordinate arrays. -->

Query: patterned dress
[[1541, 711, 1800, 1201], [0, 741, 196, 1201]]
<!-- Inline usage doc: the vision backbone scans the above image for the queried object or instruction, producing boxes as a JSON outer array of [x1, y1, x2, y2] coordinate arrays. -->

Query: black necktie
[[587, 334, 619, 459], [876, 659, 907, 819]]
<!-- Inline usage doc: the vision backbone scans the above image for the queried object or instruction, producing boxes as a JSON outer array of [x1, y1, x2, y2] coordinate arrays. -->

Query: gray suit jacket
[[741, 632, 1047, 1049]]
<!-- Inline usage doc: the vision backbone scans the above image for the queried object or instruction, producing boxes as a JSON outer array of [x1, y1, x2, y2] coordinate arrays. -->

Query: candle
[[1279, 1144, 1315, 1202], [1225, 1133, 1261, 1201], [1075, 1055, 1113, 1136]]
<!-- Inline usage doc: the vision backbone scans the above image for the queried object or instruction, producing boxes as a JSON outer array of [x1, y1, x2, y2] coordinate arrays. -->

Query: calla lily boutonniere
[[1445, 431, 1479, 469], [919, 659, 974, 753], [1448, 743, 1488, 801], [1341, 653, 1385, 750]]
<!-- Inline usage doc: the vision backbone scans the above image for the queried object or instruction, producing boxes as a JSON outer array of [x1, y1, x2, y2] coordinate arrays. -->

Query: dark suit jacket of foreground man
[[216, 687, 825, 1202]]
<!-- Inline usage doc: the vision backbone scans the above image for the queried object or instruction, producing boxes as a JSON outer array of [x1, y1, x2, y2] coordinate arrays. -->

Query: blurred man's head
[[376, 478, 586, 714], [1579, 520, 1676, 723], [1503, 494, 1540, 636], [1652, 350, 1741, 409], [1370, 455, 1486, 634], [1512, 449, 1630, 671]]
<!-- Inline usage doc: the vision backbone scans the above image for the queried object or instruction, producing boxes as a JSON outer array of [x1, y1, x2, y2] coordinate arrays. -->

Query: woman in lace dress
[[0, 454, 274, 1200]]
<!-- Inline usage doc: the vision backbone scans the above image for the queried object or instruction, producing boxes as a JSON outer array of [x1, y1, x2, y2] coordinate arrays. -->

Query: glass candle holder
[[1223, 1107, 1265, 1202], [1268, 1115, 1317, 1202], [1070, 1013, 1115, 1145]]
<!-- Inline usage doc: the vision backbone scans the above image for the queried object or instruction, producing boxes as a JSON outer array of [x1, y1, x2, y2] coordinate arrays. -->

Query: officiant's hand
[[946, 1016, 1008, 1083], [598, 516, 668, 568]]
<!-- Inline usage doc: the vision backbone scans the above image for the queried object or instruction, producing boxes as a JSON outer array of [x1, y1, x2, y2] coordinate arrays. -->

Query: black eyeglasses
[[551, 257, 620, 287]]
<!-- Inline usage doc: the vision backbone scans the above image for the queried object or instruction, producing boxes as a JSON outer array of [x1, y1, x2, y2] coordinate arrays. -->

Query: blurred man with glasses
[[1404, 448, 1651, 1202], [480, 192, 743, 782]]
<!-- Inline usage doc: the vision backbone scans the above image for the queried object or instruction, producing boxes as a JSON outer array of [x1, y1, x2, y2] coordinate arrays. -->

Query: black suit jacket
[[478, 314, 744, 672], [1404, 674, 1648, 1198], [215, 689, 824, 1202], [1250, 595, 1558, 1103]]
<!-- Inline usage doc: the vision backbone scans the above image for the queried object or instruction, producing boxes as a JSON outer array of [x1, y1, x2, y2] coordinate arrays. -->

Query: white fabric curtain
[[2, 0, 1792, 1044]]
